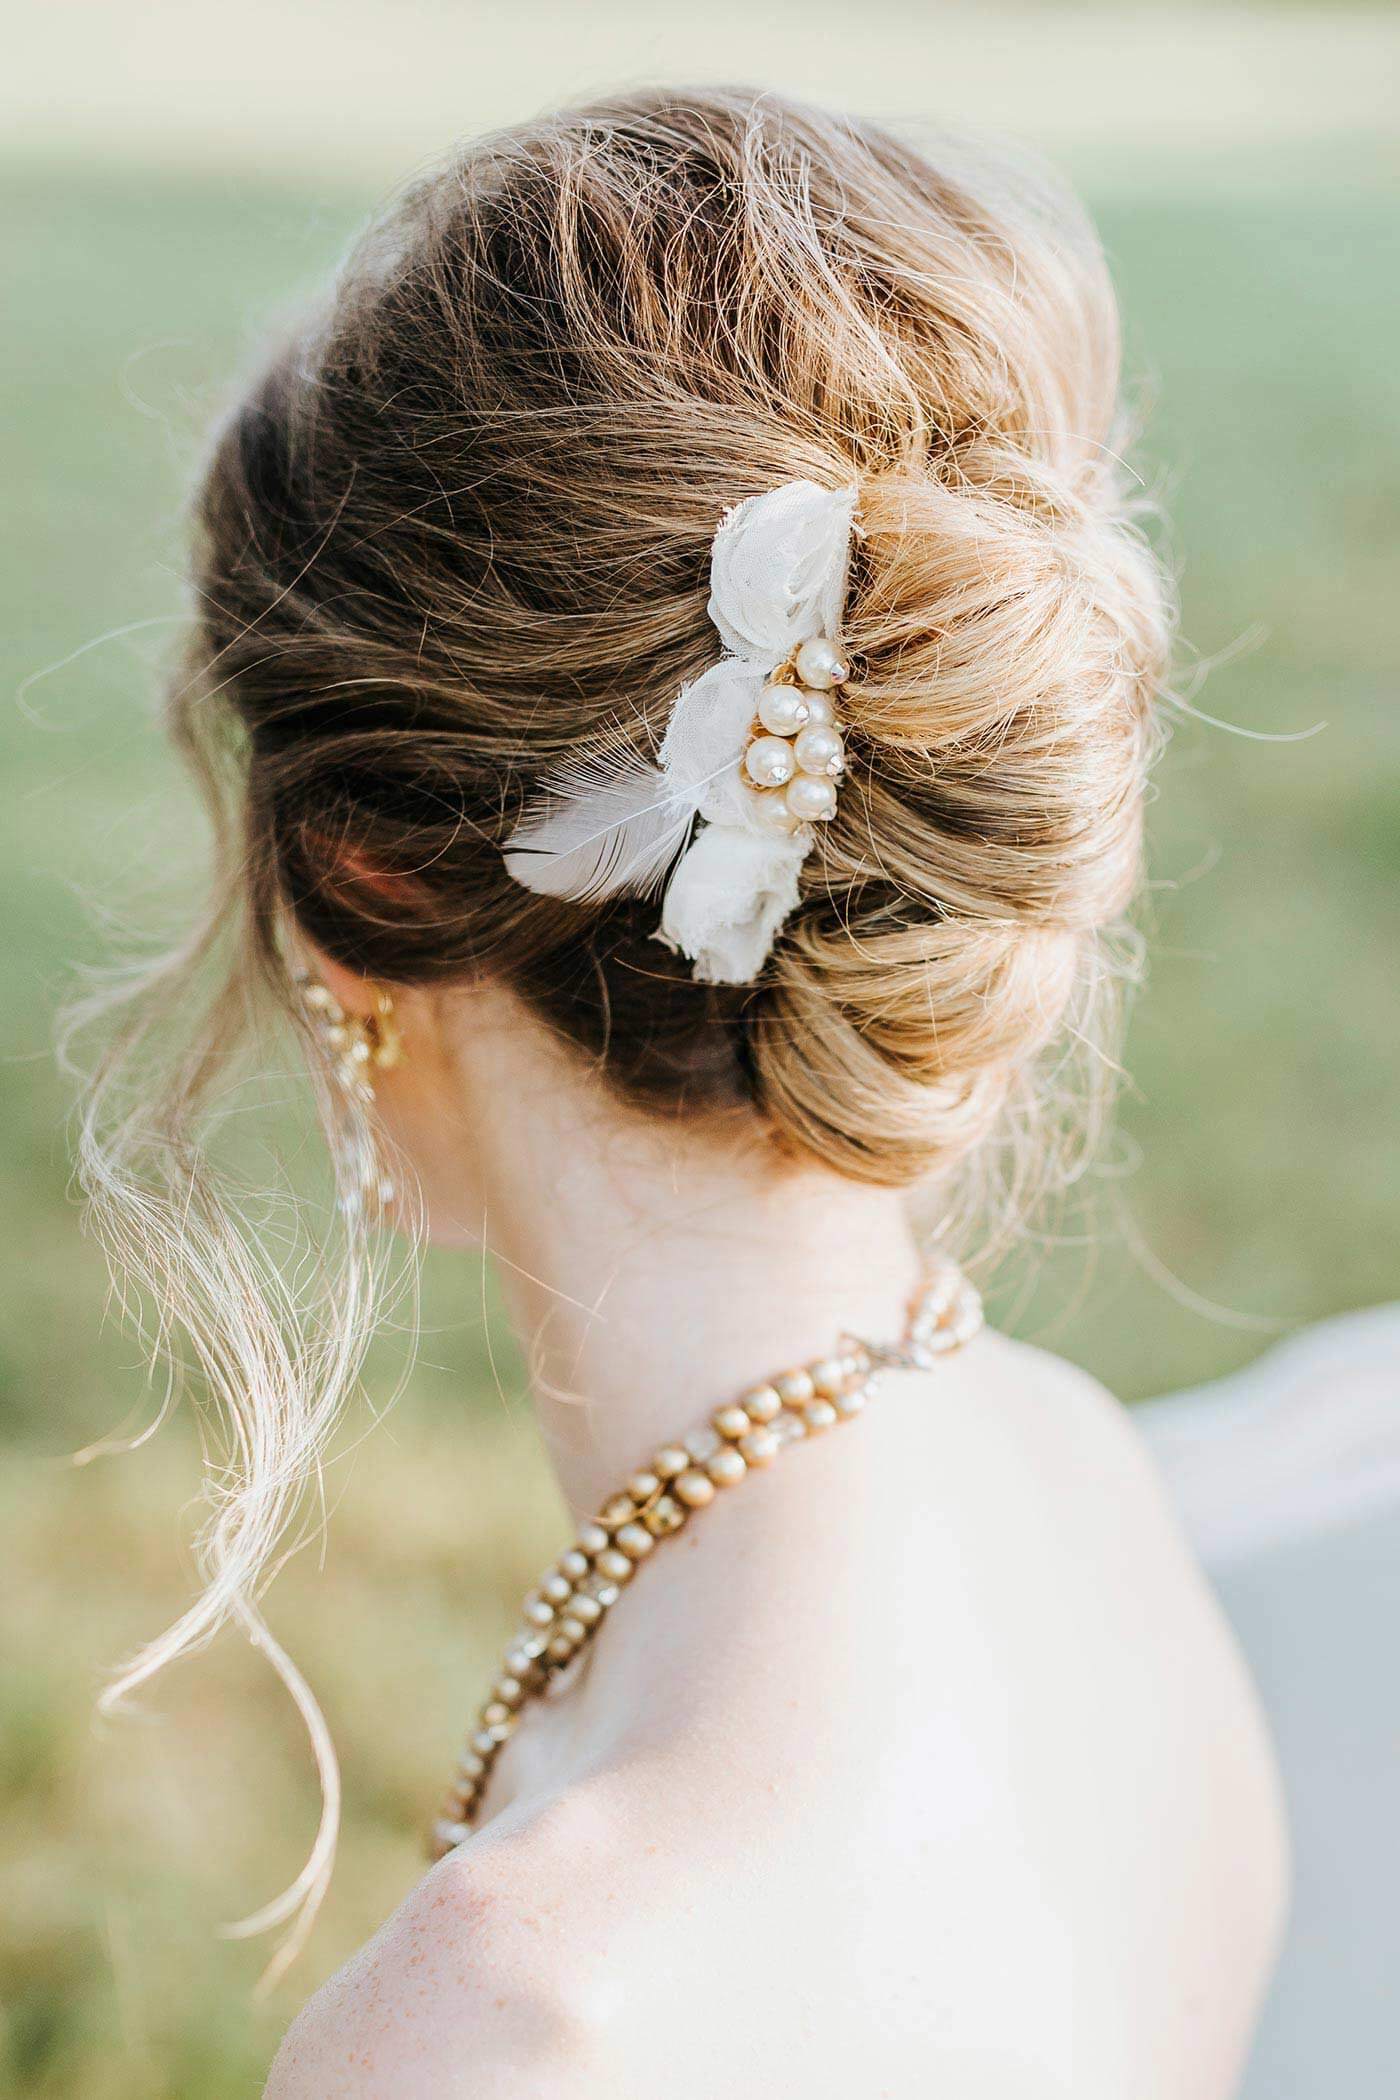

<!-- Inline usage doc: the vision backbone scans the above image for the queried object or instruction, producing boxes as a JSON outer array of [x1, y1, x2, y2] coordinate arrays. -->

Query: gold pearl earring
[[294, 972, 402, 1218], [296, 974, 402, 1105]]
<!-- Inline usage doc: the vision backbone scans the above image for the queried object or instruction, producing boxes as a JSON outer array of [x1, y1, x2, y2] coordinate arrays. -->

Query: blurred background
[[2, 3, 1396, 2092]]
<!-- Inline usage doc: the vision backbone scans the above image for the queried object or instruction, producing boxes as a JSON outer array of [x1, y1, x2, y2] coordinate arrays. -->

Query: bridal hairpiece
[[503, 479, 859, 985]]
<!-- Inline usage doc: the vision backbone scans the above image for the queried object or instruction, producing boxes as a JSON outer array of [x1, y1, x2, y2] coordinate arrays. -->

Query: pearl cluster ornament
[[295, 971, 403, 1217], [428, 1259, 982, 1859], [296, 975, 401, 1105], [741, 636, 849, 837]]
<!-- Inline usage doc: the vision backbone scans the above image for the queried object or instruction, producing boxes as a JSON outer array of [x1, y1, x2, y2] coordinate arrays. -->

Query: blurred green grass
[[1, 147, 1396, 2094]]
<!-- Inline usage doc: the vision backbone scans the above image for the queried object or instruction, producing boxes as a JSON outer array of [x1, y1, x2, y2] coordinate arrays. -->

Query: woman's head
[[190, 85, 1168, 1202], [75, 87, 1172, 1969]]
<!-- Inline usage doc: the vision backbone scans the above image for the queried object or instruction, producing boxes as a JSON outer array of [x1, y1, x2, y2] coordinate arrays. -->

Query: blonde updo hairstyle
[[74, 87, 1170, 1965]]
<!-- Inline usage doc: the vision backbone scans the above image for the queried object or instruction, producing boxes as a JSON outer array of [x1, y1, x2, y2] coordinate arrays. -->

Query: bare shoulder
[[968, 1326, 1230, 1549], [962, 1327, 1249, 1645], [264, 1793, 622, 2100], [962, 1327, 1290, 1916], [971, 1324, 1160, 1440]]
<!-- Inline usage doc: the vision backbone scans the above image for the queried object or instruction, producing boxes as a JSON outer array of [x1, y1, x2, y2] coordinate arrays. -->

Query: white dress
[[1140, 1304, 1400, 2099]]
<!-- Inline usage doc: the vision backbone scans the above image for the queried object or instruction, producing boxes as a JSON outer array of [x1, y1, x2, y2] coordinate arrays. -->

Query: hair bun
[[748, 459, 1169, 1197]]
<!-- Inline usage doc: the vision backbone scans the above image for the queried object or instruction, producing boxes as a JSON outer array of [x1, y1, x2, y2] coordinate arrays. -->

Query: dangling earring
[[295, 972, 402, 1215], [295, 975, 402, 1103]]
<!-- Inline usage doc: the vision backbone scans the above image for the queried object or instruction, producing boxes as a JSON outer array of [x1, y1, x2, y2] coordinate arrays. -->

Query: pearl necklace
[[429, 1261, 983, 1858]]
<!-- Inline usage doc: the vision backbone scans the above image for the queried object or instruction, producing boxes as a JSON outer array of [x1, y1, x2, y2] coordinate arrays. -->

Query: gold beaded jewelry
[[295, 974, 401, 1103], [295, 972, 402, 1215], [429, 1260, 983, 1859]]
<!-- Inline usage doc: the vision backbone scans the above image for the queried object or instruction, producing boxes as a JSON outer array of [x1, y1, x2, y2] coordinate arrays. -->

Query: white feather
[[504, 749, 694, 905]]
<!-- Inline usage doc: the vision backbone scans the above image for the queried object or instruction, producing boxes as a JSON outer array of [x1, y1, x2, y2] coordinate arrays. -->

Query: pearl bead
[[628, 1471, 661, 1504], [547, 1633, 578, 1664], [685, 1425, 721, 1463], [924, 1272, 959, 1317], [744, 734, 797, 789], [783, 772, 838, 823], [793, 635, 848, 689], [557, 1616, 588, 1645], [596, 1547, 634, 1583], [643, 1494, 686, 1537], [654, 1445, 690, 1480], [810, 1357, 849, 1399], [674, 1468, 717, 1509], [472, 1729, 500, 1758], [541, 1571, 573, 1606], [793, 630, 847, 688], [956, 1310, 982, 1342], [433, 1819, 469, 1853], [793, 724, 844, 778], [758, 684, 811, 736], [801, 689, 836, 727], [482, 1700, 512, 1729], [494, 1676, 523, 1707], [738, 1426, 779, 1466], [750, 787, 806, 835], [774, 1368, 815, 1406], [706, 1446, 747, 1488], [599, 1493, 636, 1528], [568, 1593, 603, 1625], [615, 1522, 654, 1560], [740, 1383, 782, 1423], [593, 1580, 621, 1608], [773, 1410, 807, 1445], [558, 1548, 590, 1583], [803, 1398, 839, 1433], [458, 1751, 486, 1782], [712, 1404, 752, 1441], [523, 1597, 555, 1628], [577, 1521, 609, 1556]]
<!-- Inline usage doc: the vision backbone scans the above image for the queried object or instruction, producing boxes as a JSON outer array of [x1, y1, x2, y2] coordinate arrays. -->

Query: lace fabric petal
[[707, 481, 858, 663], [657, 823, 808, 986]]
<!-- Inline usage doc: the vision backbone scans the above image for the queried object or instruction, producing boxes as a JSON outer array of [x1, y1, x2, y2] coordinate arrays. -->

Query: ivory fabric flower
[[658, 821, 807, 987], [707, 481, 858, 664]]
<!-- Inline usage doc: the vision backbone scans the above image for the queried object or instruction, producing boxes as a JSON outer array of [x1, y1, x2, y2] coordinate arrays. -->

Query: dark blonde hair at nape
[[70, 87, 1172, 1969]]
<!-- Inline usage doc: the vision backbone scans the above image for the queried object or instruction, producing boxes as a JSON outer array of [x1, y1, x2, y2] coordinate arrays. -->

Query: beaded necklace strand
[[430, 1260, 982, 1858]]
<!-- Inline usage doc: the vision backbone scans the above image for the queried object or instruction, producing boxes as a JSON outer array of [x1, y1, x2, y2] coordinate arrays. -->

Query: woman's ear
[[295, 939, 383, 1024]]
